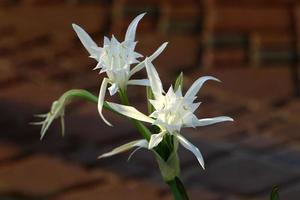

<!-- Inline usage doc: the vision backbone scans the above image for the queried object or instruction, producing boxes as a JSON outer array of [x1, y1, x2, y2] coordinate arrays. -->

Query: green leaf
[[270, 186, 280, 200], [174, 72, 183, 92], [146, 86, 154, 114]]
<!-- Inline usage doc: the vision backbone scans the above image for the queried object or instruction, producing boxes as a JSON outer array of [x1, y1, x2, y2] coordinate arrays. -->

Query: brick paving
[[0, 1, 300, 200]]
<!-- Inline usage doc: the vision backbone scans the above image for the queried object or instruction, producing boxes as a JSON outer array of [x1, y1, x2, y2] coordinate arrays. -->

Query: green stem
[[167, 177, 189, 200], [63, 89, 189, 200], [118, 89, 151, 141]]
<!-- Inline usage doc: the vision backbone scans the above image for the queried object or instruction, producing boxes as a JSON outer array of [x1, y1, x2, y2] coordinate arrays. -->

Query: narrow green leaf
[[146, 86, 154, 114], [174, 72, 183, 92], [270, 186, 280, 200]]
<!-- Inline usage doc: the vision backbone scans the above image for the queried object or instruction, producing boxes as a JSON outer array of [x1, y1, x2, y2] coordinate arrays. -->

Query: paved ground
[[1, 1, 300, 200]]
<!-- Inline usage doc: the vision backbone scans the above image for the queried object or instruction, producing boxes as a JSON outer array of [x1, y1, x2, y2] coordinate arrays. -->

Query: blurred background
[[0, 0, 300, 199]]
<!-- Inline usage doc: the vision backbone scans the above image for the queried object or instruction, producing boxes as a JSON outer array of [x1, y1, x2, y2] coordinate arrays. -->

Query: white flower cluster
[[34, 13, 234, 171]]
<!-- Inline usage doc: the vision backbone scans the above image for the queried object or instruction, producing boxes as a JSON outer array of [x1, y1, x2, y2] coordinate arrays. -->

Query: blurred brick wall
[[1, 0, 300, 68], [1, 0, 299, 94]]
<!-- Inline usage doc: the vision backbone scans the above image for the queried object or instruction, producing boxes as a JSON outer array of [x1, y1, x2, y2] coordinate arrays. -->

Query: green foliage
[[174, 72, 183, 92], [270, 186, 280, 200], [146, 86, 155, 114]]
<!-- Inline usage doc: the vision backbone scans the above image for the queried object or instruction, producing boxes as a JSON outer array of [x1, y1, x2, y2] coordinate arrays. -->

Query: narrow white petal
[[72, 24, 98, 59], [129, 42, 168, 77], [108, 83, 119, 96], [148, 131, 165, 149], [104, 36, 110, 46], [30, 121, 45, 125], [125, 13, 146, 42], [176, 134, 205, 169], [34, 114, 48, 118], [185, 76, 220, 100], [40, 114, 56, 140], [193, 116, 234, 127], [98, 78, 112, 126], [127, 79, 150, 86], [98, 139, 148, 158], [107, 102, 154, 123], [93, 62, 102, 70], [145, 58, 164, 99], [127, 146, 144, 161]]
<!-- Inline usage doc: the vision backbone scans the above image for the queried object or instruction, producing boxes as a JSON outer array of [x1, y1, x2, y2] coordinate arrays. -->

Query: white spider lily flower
[[31, 100, 65, 140], [72, 13, 168, 126], [98, 139, 148, 159], [100, 58, 233, 169]]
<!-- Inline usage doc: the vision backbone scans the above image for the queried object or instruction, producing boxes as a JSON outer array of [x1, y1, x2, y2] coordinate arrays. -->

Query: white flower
[[98, 58, 233, 169], [31, 100, 65, 140], [72, 13, 167, 126]]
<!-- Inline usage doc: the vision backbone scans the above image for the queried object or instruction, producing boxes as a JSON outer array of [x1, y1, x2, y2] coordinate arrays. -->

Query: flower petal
[[108, 83, 119, 96], [98, 139, 148, 158], [125, 13, 146, 42], [185, 76, 220, 100], [127, 79, 150, 86], [98, 78, 112, 126], [107, 102, 154, 124], [193, 116, 234, 127], [72, 24, 99, 59], [129, 42, 168, 77], [145, 58, 164, 99], [176, 134, 205, 169], [148, 131, 166, 149]]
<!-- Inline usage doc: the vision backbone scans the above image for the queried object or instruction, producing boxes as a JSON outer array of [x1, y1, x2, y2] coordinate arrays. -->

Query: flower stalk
[[167, 177, 190, 200], [32, 13, 234, 200]]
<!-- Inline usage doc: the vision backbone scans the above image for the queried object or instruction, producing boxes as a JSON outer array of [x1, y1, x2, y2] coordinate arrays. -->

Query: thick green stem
[[167, 177, 189, 200]]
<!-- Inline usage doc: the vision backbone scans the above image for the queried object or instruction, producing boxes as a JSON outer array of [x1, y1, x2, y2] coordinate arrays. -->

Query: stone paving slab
[[183, 154, 299, 195], [164, 187, 222, 200], [237, 134, 285, 152], [263, 147, 300, 172], [185, 122, 246, 142], [52, 179, 164, 200], [237, 111, 282, 132], [280, 182, 300, 200], [65, 109, 138, 143], [0, 154, 100, 198]]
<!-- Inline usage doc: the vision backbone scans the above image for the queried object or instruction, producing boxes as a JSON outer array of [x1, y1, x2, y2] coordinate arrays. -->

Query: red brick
[[52, 179, 163, 200], [208, 6, 292, 33], [266, 122, 300, 141], [0, 59, 18, 84], [164, 187, 221, 200], [0, 154, 99, 197], [156, 36, 200, 70], [279, 99, 300, 122], [0, 81, 68, 108], [187, 67, 294, 105], [0, 5, 109, 45], [202, 48, 247, 68], [0, 142, 21, 162]]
